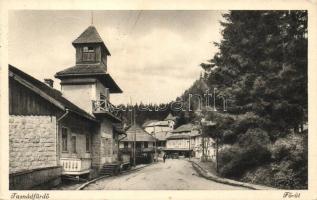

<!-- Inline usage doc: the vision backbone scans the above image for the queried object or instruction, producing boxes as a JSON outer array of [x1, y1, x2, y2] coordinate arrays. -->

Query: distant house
[[165, 123, 216, 160], [9, 25, 124, 189], [143, 113, 177, 148], [119, 125, 157, 164]]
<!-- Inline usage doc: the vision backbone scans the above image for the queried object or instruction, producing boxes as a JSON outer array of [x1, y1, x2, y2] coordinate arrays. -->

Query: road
[[84, 159, 247, 190]]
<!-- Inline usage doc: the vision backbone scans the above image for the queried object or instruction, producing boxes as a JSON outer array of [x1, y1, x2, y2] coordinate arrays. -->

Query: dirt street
[[84, 159, 247, 190]]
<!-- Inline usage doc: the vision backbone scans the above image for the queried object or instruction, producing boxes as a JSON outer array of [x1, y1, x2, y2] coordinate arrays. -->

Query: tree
[[198, 11, 307, 188], [201, 11, 307, 137]]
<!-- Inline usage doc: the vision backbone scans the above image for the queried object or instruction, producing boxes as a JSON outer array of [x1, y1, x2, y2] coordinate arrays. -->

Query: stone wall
[[9, 166, 62, 190], [9, 115, 57, 174]]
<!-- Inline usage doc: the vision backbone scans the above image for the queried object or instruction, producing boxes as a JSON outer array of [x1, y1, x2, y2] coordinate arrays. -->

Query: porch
[[60, 158, 91, 175]]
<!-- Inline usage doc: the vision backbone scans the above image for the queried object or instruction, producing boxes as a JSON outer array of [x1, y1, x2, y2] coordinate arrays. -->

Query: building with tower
[[55, 25, 123, 171], [142, 113, 177, 149], [9, 25, 124, 189]]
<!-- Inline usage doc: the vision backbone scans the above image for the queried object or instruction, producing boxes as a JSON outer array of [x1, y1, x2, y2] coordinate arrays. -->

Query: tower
[[73, 26, 110, 71], [55, 25, 122, 115], [55, 25, 123, 167], [164, 113, 176, 129]]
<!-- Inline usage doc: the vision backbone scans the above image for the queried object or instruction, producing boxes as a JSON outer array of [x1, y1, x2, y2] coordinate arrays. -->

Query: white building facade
[[165, 123, 215, 160]]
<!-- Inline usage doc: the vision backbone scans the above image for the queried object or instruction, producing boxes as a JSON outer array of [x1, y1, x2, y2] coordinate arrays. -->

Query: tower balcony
[[92, 99, 122, 121]]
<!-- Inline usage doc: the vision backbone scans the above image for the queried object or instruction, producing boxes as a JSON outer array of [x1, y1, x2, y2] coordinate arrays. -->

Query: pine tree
[[198, 11, 307, 188], [202, 11, 307, 139]]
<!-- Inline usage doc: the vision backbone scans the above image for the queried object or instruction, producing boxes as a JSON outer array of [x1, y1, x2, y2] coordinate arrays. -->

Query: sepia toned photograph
[[2, 3, 313, 198]]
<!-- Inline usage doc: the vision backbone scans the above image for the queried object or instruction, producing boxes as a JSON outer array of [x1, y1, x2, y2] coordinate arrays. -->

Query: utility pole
[[201, 124, 205, 160], [130, 97, 136, 167], [154, 126, 157, 162], [188, 135, 191, 160], [213, 88, 217, 112], [216, 136, 219, 174], [133, 106, 136, 167]]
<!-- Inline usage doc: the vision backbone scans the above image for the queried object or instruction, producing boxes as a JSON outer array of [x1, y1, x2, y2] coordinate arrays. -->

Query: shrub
[[242, 161, 307, 189], [238, 128, 270, 147], [241, 133, 308, 189], [218, 143, 271, 178], [270, 133, 308, 189], [222, 130, 237, 144]]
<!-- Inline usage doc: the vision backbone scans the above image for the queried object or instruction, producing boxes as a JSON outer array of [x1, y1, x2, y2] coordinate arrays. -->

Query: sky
[[9, 10, 224, 105]]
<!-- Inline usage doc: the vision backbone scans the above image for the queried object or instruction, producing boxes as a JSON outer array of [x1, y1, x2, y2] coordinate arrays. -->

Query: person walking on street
[[163, 154, 166, 163]]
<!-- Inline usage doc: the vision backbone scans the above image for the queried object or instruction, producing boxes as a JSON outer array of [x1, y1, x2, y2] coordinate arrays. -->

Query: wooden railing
[[60, 158, 91, 175], [92, 99, 121, 119]]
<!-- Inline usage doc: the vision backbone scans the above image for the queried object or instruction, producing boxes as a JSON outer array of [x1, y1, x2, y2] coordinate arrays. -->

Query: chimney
[[44, 79, 54, 88]]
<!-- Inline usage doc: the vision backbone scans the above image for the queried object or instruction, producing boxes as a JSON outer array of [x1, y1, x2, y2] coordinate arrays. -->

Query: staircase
[[100, 163, 121, 176]]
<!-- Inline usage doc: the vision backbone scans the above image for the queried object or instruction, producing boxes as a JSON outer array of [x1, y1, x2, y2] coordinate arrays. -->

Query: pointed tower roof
[[72, 25, 110, 55], [55, 25, 121, 93], [164, 113, 177, 121]]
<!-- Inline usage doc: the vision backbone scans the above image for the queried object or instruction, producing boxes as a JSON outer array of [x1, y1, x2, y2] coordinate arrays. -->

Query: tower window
[[83, 46, 94, 52], [82, 46, 95, 61], [100, 93, 106, 100]]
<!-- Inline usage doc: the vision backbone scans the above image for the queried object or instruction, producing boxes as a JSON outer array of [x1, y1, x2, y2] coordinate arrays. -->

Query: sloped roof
[[142, 120, 159, 127], [153, 131, 172, 141], [55, 65, 122, 93], [72, 25, 110, 55], [121, 124, 157, 142], [172, 123, 198, 133], [144, 120, 169, 127], [9, 65, 97, 122], [167, 132, 200, 140], [56, 65, 106, 75], [164, 113, 177, 121]]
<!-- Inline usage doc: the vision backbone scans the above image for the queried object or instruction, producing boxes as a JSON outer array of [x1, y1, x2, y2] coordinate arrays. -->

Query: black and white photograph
[[1, 1, 316, 199]]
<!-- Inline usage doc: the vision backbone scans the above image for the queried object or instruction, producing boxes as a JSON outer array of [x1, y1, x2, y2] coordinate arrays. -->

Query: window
[[71, 136, 77, 153], [82, 46, 95, 61], [62, 128, 68, 152], [124, 142, 129, 148], [144, 142, 148, 148], [100, 93, 106, 100], [86, 134, 90, 153], [105, 88, 109, 100], [83, 46, 94, 52]]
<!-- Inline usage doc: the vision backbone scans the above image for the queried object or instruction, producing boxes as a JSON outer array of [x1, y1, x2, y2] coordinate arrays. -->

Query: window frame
[[82, 46, 96, 61], [61, 127, 68, 152], [86, 134, 90, 153], [83, 46, 95, 52], [71, 135, 77, 153]]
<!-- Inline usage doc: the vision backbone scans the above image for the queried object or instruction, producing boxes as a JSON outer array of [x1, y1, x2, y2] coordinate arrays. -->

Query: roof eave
[[54, 73, 123, 93]]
